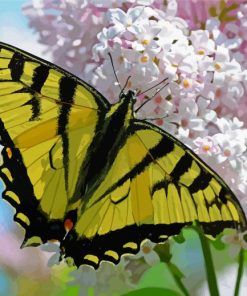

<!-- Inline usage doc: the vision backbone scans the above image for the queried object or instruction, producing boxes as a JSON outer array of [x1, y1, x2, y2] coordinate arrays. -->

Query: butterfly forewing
[[0, 42, 109, 244]]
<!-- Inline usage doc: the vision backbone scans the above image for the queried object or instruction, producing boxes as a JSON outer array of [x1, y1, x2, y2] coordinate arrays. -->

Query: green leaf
[[210, 233, 225, 251], [173, 232, 185, 244], [121, 287, 182, 296], [154, 242, 171, 262]]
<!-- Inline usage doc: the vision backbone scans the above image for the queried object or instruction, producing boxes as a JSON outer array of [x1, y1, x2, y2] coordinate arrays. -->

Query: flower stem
[[196, 228, 219, 296], [234, 248, 244, 296], [166, 262, 190, 296]]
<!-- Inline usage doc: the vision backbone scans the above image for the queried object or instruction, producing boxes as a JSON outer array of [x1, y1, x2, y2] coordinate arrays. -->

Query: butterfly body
[[74, 91, 135, 207], [0, 42, 246, 269]]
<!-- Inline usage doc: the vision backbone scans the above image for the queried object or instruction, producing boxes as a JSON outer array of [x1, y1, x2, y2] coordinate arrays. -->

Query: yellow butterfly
[[0, 42, 246, 268]]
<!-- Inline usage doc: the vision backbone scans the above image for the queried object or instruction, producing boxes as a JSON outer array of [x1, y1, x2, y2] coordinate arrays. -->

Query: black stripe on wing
[[58, 76, 77, 191], [0, 119, 66, 243], [31, 65, 50, 92], [170, 153, 192, 180], [0, 42, 111, 111], [9, 52, 24, 81], [133, 119, 247, 229]]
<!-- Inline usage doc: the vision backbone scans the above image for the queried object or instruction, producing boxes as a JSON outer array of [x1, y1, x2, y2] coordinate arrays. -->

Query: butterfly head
[[119, 89, 137, 105]]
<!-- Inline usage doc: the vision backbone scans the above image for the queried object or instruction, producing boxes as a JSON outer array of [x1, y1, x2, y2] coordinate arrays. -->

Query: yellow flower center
[[142, 245, 152, 254], [197, 49, 205, 55], [140, 55, 149, 63], [202, 145, 210, 152], [214, 63, 221, 71], [141, 39, 150, 45], [183, 79, 190, 88]]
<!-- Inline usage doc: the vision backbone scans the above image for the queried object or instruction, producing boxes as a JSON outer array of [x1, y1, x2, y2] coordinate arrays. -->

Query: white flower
[[133, 0, 155, 4], [190, 30, 215, 57], [216, 117, 245, 134], [205, 18, 227, 46], [166, 0, 177, 17], [201, 81, 244, 112], [194, 136, 220, 156], [216, 137, 246, 164], [134, 51, 160, 80], [132, 22, 161, 54], [197, 96, 217, 123], [134, 240, 160, 266], [91, 0, 125, 8], [107, 7, 155, 37], [159, 41, 194, 80], [93, 0, 156, 6], [210, 46, 243, 85], [92, 28, 122, 61], [179, 74, 204, 99], [166, 99, 206, 139], [69, 265, 97, 296], [222, 230, 247, 257], [223, 23, 243, 49], [40, 241, 61, 267], [156, 19, 188, 52], [213, 123, 247, 164], [69, 260, 132, 295]]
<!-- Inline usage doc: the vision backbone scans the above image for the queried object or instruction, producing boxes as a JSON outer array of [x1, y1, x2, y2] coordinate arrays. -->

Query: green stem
[[234, 248, 244, 296], [88, 287, 94, 296], [196, 229, 220, 296], [166, 262, 190, 296]]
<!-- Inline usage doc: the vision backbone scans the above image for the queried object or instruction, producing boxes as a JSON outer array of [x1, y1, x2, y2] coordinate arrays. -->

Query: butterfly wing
[[0, 42, 110, 246], [61, 119, 246, 268]]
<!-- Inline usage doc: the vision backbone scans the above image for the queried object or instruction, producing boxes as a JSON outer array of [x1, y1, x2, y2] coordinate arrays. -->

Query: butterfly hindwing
[[61, 119, 246, 268], [0, 42, 109, 245]]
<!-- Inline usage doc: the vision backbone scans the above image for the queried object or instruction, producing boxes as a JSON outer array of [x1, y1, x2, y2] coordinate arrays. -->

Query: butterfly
[[0, 42, 246, 268]]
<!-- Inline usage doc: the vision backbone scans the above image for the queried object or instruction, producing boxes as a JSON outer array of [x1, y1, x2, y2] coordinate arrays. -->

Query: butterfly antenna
[[138, 77, 168, 96], [145, 114, 169, 121], [108, 52, 122, 91], [135, 81, 169, 113], [121, 75, 131, 94]]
